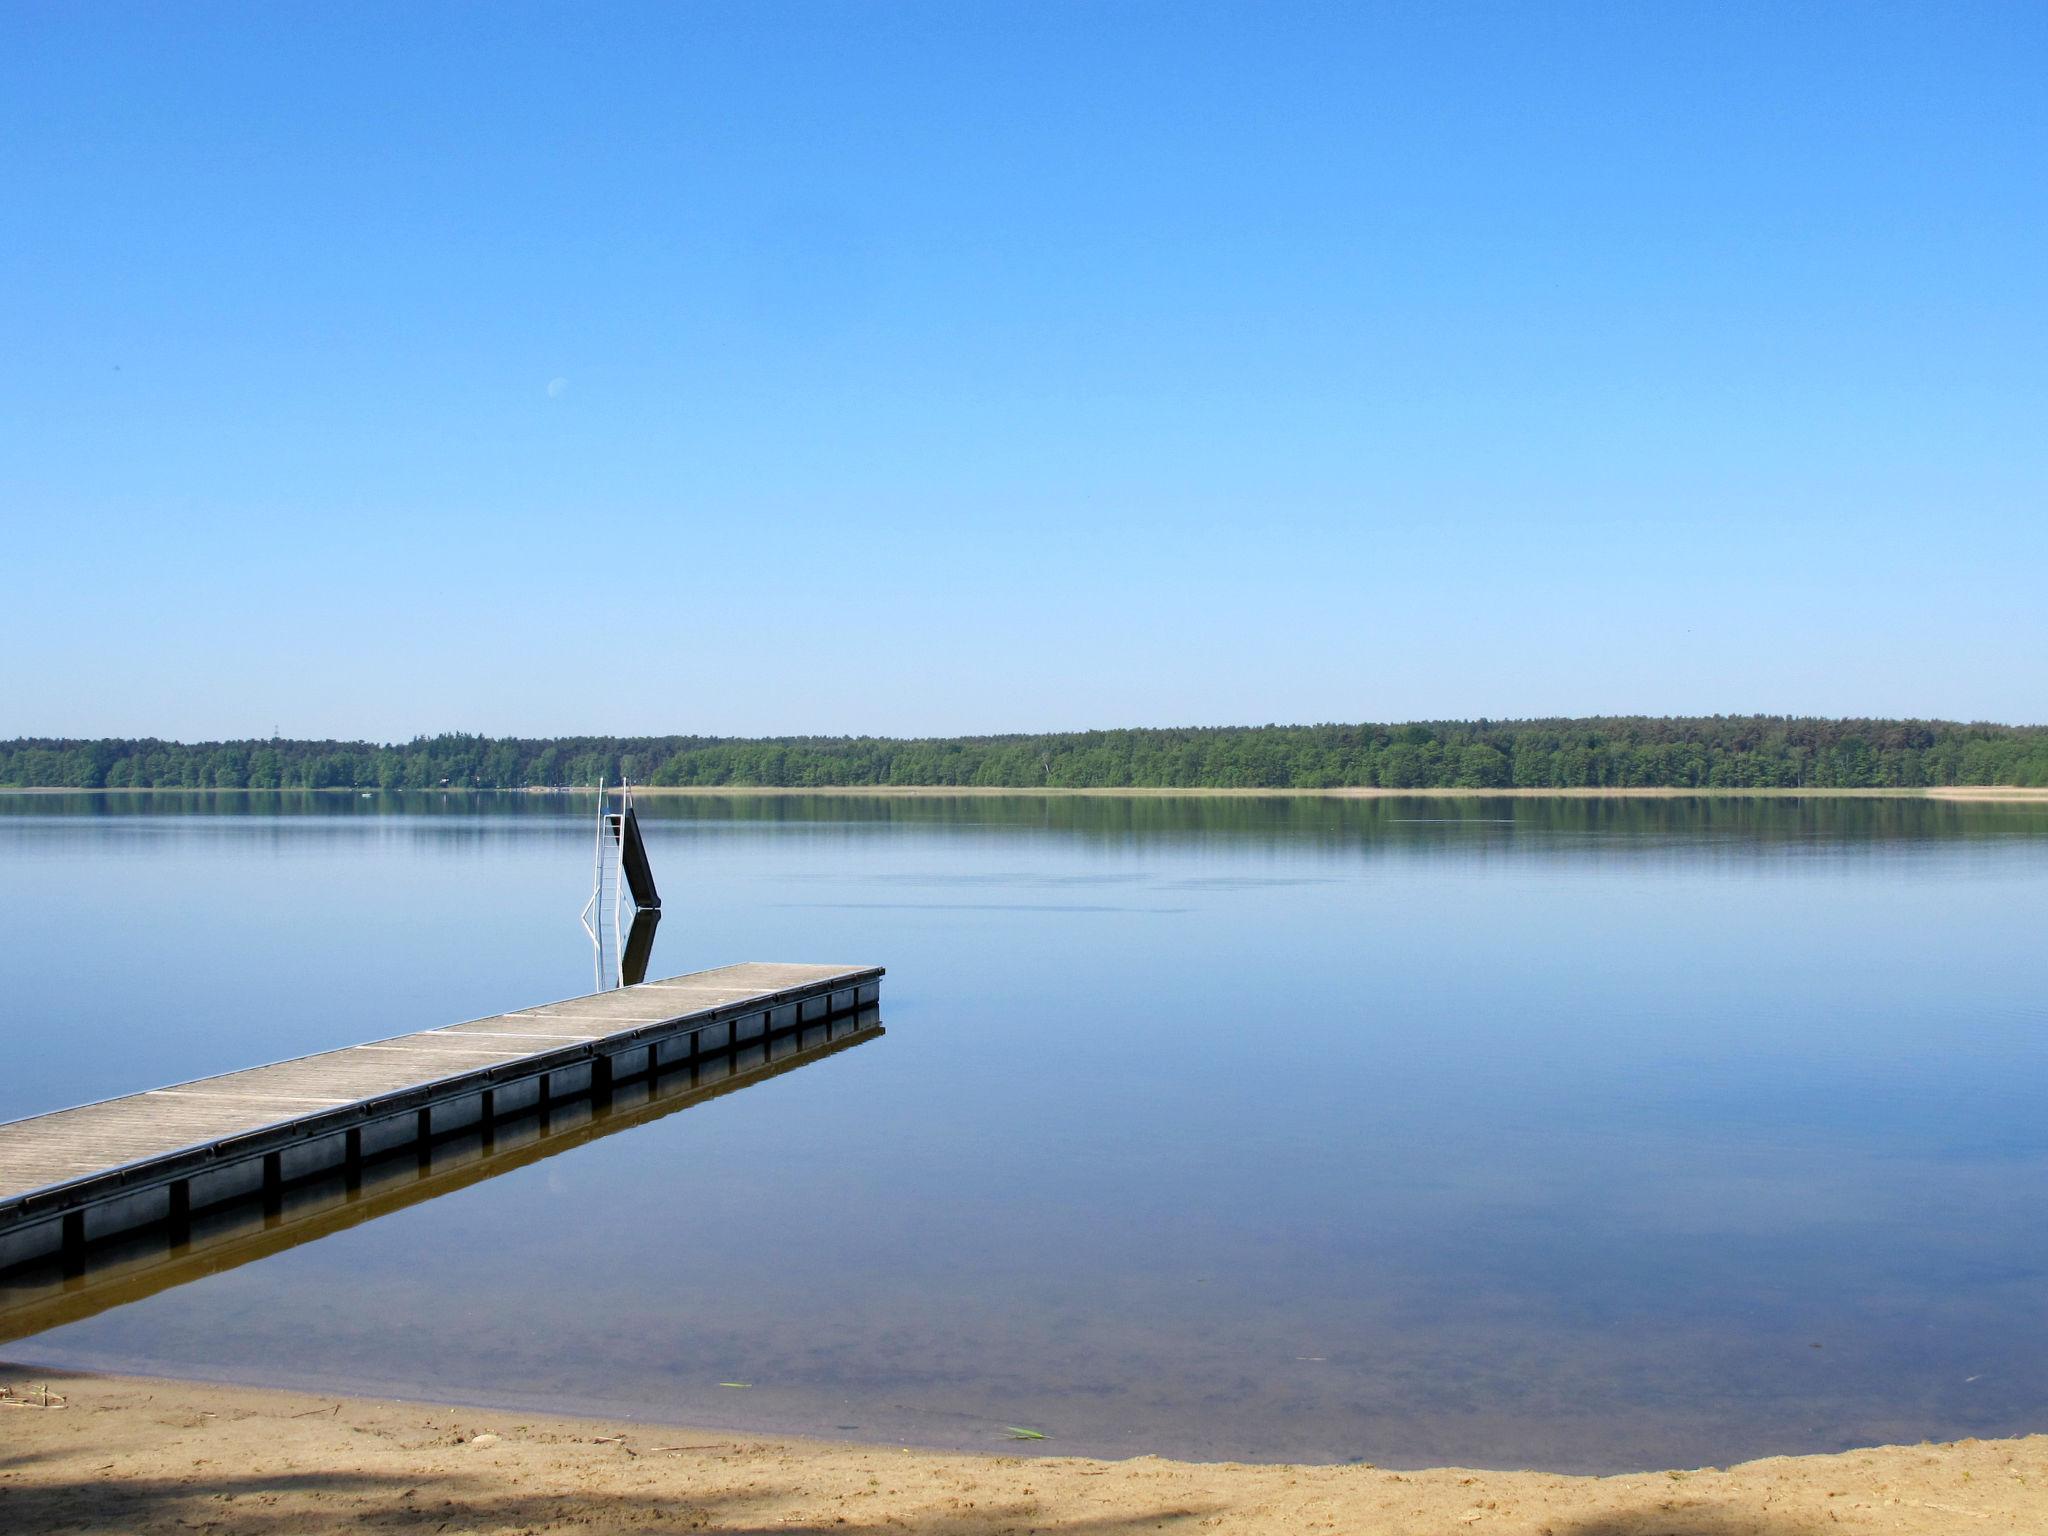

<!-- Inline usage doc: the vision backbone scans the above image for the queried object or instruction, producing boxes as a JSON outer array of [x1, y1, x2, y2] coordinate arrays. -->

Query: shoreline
[[2, 1368, 2042, 1534], [3, 783, 2046, 801]]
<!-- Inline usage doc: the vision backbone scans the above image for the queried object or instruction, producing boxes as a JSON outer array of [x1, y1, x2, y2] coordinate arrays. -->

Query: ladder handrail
[[579, 778, 660, 992]]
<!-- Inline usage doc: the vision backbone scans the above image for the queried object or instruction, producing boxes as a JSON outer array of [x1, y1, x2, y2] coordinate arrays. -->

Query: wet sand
[[3, 1369, 2043, 1534]]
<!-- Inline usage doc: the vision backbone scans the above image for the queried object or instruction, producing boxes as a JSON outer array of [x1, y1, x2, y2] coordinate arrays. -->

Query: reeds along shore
[[2, 1370, 2043, 1535]]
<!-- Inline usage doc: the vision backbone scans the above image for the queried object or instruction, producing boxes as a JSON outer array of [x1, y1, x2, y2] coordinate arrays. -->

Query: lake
[[2, 791, 2045, 1472]]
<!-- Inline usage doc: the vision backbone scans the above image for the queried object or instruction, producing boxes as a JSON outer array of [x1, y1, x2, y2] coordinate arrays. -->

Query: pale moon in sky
[[546, 377, 568, 399]]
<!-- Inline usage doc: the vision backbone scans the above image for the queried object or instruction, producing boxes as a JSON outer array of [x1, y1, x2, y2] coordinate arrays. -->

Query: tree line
[[4, 718, 2046, 791]]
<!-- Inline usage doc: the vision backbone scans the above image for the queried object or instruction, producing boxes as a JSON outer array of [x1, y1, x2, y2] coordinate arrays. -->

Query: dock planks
[[0, 961, 882, 1269], [0, 1011, 883, 1344]]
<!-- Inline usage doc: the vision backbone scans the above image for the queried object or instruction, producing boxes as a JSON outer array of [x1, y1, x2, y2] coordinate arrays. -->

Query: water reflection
[[6, 788, 2046, 850], [4, 793, 2048, 1470], [619, 908, 661, 987], [0, 1013, 883, 1346]]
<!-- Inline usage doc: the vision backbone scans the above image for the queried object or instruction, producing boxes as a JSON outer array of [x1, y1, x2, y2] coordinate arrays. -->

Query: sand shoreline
[[2, 1368, 2043, 1534]]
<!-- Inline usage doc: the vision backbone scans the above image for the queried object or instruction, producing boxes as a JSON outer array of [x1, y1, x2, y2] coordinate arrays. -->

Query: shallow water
[[2, 792, 2046, 1471]]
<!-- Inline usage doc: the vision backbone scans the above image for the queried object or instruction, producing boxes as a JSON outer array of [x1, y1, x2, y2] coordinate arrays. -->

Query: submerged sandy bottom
[[2, 1368, 2042, 1534]]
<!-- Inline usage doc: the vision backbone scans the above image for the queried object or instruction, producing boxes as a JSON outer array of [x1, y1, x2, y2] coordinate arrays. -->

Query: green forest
[[4, 718, 2047, 791]]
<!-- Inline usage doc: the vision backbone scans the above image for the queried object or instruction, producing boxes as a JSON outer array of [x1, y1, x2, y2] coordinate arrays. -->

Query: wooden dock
[[0, 961, 883, 1273], [0, 1007, 883, 1343]]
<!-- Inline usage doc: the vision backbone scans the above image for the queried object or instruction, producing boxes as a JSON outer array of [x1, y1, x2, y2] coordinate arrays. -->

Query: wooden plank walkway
[[0, 961, 882, 1270], [0, 1012, 884, 1343]]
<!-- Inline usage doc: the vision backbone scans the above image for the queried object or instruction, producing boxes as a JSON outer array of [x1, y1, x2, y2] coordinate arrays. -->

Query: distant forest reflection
[[6, 788, 2045, 848]]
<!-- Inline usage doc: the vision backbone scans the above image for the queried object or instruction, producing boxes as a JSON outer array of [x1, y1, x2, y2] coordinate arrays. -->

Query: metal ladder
[[579, 779, 630, 991]]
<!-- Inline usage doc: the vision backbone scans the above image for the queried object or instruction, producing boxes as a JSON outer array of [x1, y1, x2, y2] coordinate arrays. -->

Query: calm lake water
[[3, 792, 2046, 1471]]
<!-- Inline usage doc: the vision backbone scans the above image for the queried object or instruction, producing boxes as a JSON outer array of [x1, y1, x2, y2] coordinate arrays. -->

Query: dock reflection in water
[[0, 1008, 882, 1346]]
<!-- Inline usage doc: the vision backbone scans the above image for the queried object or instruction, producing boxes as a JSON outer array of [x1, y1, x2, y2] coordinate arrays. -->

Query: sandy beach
[[3, 1369, 2043, 1534]]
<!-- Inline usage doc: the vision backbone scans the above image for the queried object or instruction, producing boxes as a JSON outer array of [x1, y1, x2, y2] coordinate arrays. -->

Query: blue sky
[[4, 2, 2043, 739]]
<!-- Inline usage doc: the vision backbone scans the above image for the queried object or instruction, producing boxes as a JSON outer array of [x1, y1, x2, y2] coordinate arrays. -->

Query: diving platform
[[0, 961, 884, 1274]]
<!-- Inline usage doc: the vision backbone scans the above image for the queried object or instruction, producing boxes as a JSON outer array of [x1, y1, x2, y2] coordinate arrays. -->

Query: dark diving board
[[615, 804, 660, 910]]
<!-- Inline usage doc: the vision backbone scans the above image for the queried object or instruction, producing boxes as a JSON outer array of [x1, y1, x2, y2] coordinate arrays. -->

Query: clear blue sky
[[4, 2, 2043, 740]]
